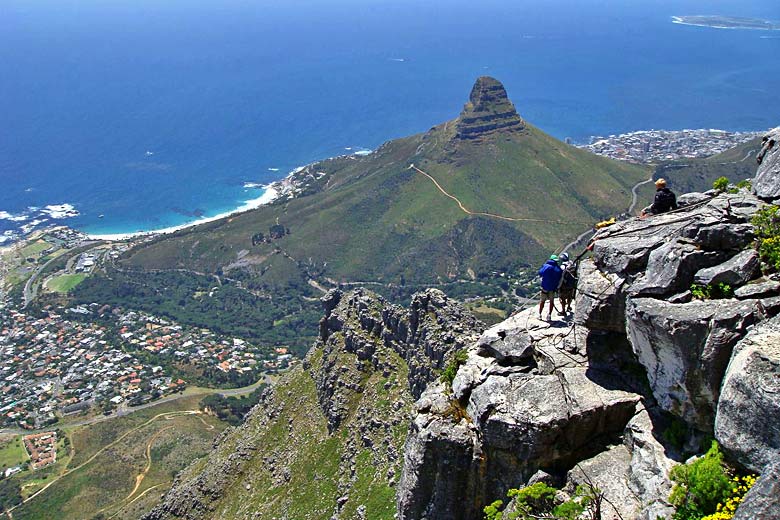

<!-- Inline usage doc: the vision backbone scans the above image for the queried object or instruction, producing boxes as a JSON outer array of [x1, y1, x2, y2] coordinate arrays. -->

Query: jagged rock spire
[[455, 76, 525, 140]]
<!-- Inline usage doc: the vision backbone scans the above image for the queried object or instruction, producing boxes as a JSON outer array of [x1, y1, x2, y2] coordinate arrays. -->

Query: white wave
[[24, 188, 33, 193], [41, 203, 80, 219], [353, 150, 373, 156], [0, 211, 29, 222], [20, 219, 47, 234], [267, 167, 280, 172], [243, 182, 265, 189], [389, 58, 406, 62]]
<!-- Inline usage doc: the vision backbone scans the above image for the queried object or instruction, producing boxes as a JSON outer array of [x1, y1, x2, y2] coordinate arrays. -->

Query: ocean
[[1, 0, 779, 239]]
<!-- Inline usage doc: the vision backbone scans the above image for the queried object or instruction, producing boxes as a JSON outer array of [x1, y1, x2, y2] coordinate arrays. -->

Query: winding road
[[627, 177, 656, 215]]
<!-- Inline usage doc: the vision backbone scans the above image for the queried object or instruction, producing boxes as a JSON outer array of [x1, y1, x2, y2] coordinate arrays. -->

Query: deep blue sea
[[1, 0, 779, 238]]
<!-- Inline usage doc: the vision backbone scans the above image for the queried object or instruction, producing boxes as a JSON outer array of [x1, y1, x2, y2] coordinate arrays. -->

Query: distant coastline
[[672, 15, 780, 31], [86, 186, 280, 241], [85, 148, 375, 242]]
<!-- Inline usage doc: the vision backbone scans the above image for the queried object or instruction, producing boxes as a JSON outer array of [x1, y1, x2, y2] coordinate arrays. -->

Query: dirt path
[[108, 483, 168, 519], [125, 426, 175, 502], [409, 165, 570, 224], [628, 177, 655, 215]]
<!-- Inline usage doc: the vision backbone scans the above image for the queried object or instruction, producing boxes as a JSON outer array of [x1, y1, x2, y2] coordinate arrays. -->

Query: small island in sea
[[672, 15, 780, 31]]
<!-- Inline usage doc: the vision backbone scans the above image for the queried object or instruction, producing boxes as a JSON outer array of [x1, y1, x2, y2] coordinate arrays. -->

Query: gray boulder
[[625, 297, 777, 430], [397, 382, 483, 520], [753, 127, 780, 200], [715, 315, 780, 472], [399, 307, 640, 520], [733, 461, 780, 520], [631, 239, 724, 297], [693, 249, 759, 287], [734, 279, 780, 299], [468, 367, 639, 477], [476, 327, 535, 365], [574, 259, 627, 333], [682, 222, 754, 252], [624, 407, 676, 520], [590, 193, 762, 280], [565, 444, 639, 520], [677, 192, 712, 207]]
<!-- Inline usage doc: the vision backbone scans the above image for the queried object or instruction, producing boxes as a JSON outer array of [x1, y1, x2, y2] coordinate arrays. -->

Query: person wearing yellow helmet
[[641, 178, 677, 217]]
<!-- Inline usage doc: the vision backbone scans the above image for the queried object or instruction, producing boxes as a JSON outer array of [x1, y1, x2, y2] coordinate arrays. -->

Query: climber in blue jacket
[[538, 254, 563, 321]]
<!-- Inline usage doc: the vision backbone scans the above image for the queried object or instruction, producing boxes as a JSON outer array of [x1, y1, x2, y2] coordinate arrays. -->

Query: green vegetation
[[45, 274, 87, 293], [200, 384, 267, 426], [712, 177, 729, 191], [161, 336, 411, 520], [441, 349, 468, 387], [751, 204, 780, 271], [0, 436, 27, 471], [655, 138, 761, 195], [669, 441, 757, 520], [712, 176, 753, 194], [483, 482, 605, 520], [18, 240, 53, 260], [690, 283, 734, 300]]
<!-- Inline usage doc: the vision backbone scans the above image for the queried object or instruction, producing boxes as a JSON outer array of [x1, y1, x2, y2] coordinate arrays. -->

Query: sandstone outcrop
[[396, 190, 780, 519], [455, 76, 525, 140], [398, 309, 649, 519], [316, 288, 483, 431]]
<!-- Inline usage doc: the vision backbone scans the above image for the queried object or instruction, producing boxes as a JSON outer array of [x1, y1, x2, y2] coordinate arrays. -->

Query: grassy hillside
[[123, 121, 649, 286]]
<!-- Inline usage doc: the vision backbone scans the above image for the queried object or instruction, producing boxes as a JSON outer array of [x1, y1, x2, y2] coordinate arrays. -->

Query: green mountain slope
[[124, 77, 649, 286]]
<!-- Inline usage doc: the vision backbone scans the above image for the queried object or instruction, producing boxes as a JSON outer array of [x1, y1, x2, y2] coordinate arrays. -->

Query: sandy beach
[[87, 187, 279, 242]]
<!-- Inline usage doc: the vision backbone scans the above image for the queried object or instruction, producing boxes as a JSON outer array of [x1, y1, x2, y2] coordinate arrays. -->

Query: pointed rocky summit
[[455, 76, 525, 140]]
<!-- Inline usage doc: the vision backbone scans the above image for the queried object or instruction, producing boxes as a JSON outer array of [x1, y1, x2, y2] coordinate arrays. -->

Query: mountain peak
[[456, 76, 525, 140]]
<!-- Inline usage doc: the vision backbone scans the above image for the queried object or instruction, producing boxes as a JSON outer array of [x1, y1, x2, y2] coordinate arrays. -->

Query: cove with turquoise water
[[1, 0, 779, 240]]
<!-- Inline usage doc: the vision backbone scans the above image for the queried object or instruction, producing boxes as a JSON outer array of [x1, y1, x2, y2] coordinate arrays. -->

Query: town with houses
[[0, 298, 290, 431], [580, 128, 763, 163], [23, 432, 57, 471]]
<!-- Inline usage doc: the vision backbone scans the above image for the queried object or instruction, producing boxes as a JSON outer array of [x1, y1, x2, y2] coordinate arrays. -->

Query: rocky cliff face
[[396, 146, 780, 519], [455, 76, 525, 140], [754, 127, 780, 199], [143, 288, 482, 520]]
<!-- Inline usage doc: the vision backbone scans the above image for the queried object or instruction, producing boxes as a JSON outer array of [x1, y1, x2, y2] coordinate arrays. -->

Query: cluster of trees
[[200, 384, 267, 426], [71, 267, 320, 356]]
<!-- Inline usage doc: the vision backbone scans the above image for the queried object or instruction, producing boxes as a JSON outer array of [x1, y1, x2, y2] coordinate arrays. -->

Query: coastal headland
[[672, 15, 780, 31]]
